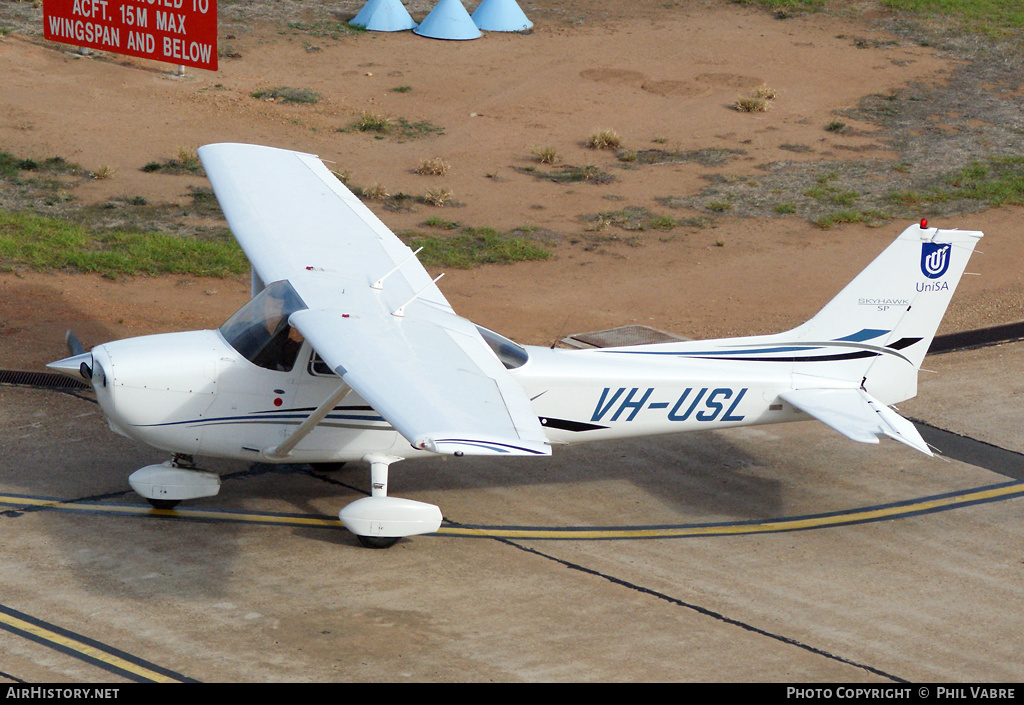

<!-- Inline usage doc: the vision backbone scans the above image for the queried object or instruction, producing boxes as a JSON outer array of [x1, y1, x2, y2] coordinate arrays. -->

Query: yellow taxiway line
[[2, 481, 1022, 540], [443, 482, 1024, 539], [1, 482, 1020, 681], [0, 603, 195, 683]]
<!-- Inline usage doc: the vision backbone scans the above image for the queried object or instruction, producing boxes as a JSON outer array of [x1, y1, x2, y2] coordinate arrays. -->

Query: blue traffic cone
[[350, 0, 418, 32], [414, 0, 482, 40], [472, 0, 533, 32]]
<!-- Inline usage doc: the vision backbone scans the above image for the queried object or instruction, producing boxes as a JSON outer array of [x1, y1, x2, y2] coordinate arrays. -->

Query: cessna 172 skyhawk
[[48, 143, 982, 548]]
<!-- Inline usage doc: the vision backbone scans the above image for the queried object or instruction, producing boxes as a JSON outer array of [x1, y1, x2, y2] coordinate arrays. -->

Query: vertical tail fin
[[786, 222, 982, 403], [617, 222, 981, 407]]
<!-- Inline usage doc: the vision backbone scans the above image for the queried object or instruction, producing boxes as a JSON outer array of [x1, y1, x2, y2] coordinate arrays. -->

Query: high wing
[[198, 143, 550, 457]]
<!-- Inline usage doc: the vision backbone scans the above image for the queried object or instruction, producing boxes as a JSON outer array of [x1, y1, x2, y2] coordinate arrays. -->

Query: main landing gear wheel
[[356, 535, 401, 549], [146, 498, 181, 510], [337, 454, 443, 549]]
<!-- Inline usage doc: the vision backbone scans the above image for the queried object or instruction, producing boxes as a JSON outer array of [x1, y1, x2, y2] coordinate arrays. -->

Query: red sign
[[43, 0, 218, 71]]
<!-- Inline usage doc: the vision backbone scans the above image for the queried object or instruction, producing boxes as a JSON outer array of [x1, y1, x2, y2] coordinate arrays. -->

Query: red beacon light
[[920, 218, 928, 229]]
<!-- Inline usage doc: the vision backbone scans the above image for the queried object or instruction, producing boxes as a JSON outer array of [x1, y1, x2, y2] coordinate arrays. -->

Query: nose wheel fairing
[[129, 460, 221, 508]]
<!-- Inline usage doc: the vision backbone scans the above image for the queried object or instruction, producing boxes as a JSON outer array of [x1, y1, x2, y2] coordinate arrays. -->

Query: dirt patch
[[640, 80, 709, 98], [694, 72, 764, 90], [669, 19, 1024, 224], [0, 0, 1022, 372], [579, 68, 647, 86]]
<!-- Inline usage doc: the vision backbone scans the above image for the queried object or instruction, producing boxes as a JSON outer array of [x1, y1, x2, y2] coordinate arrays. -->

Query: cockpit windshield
[[219, 280, 308, 371]]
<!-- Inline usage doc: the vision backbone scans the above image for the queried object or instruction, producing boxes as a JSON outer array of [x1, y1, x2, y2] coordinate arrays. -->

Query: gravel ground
[[662, 15, 1024, 225], [2, 1, 1022, 231]]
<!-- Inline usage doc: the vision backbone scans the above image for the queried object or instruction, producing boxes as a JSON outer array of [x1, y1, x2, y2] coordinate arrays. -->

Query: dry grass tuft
[[733, 96, 768, 112], [423, 186, 453, 206], [586, 129, 621, 150], [415, 157, 451, 176], [363, 182, 389, 200], [354, 111, 393, 133], [532, 147, 559, 164], [176, 147, 200, 171], [92, 165, 116, 180], [733, 84, 778, 112]]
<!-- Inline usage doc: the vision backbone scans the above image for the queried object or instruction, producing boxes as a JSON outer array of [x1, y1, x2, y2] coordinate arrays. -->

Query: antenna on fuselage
[[550, 313, 573, 349]]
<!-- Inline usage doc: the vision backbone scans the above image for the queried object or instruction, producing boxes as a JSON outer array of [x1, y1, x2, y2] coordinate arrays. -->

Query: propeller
[[65, 330, 85, 356], [46, 330, 94, 384]]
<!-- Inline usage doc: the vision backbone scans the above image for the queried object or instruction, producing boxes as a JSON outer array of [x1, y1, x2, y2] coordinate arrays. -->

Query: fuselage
[[88, 327, 819, 463]]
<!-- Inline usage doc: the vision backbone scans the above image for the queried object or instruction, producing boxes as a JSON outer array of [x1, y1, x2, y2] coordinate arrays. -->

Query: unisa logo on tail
[[921, 242, 952, 279]]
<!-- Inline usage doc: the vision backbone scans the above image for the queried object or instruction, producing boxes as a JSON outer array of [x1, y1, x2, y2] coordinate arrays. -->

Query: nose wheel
[[129, 454, 220, 509]]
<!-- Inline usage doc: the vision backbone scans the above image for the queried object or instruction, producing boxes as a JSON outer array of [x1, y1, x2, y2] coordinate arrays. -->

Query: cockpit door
[[290, 347, 399, 458]]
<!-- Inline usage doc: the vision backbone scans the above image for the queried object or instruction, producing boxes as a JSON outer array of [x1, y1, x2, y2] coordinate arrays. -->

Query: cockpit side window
[[308, 352, 336, 377], [220, 280, 308, 372]]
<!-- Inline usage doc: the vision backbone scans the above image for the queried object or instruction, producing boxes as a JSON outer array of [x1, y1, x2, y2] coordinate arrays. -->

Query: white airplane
[[48, 143, 982, 548]]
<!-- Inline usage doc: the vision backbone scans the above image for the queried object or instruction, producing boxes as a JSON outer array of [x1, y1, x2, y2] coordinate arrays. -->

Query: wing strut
[[264, 381, 352, 460]]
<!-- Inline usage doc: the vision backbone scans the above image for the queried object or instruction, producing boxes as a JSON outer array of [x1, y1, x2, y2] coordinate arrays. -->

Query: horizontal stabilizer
[[780, 388, 931, 456]]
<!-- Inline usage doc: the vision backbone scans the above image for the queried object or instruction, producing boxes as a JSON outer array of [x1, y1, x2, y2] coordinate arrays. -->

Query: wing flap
[[290, 309, 550, 457], [780, 388, 931, 456]]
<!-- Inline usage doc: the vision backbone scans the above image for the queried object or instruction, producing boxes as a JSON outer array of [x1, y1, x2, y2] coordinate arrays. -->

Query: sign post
[[43, 0, 218, 72]]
